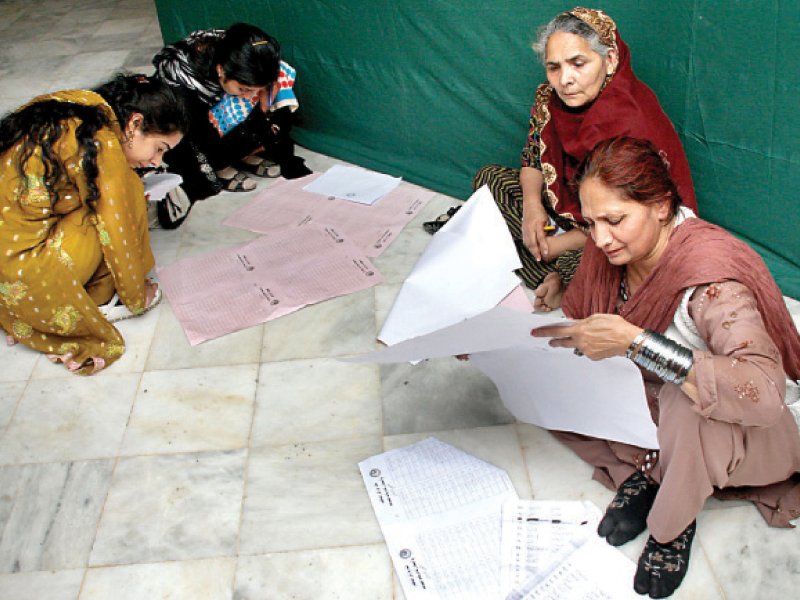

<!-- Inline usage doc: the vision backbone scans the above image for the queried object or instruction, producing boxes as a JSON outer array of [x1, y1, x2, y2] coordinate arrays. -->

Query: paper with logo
[[223, 173, 435, 256], [359, 437, 518, 600], [302, 164, 402, 205], [157, 224, 383, 345]]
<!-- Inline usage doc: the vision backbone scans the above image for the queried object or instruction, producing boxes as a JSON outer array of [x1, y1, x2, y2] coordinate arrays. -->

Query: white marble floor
[[1, 1, 799, 599]]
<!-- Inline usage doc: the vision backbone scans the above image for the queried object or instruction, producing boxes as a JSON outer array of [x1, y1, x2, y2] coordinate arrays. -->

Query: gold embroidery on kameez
[[51, 305, 82, 334], [0, 281, 28, 306]]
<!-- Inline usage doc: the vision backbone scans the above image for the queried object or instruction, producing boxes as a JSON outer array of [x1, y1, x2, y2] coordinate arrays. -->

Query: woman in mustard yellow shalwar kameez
[[0, 75, 189, 374]]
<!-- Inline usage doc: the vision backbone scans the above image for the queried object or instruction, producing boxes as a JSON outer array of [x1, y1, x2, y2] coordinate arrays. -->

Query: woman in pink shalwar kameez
[[532, 137, 800, 599]]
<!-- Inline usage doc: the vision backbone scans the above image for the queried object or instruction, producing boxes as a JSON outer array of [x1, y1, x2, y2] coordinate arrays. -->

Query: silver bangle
[[627, 329, 693, 385]]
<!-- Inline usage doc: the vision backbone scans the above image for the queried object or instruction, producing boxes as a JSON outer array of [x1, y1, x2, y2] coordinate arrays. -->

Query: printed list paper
[[157, 224, 382, 345], [223, 173, 435, 256], [359, 437, 518, 600]]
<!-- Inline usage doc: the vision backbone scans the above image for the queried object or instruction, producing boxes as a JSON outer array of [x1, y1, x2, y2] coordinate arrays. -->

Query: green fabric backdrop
[[154, 1, 799, 297]]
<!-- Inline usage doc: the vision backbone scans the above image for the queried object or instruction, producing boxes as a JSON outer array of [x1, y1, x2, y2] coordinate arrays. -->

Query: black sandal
[[218, 170, 256, 192], [423, 205, 462, 234]]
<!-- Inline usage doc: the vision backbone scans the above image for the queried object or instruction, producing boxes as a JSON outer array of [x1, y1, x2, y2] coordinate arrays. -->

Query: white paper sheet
[[347, 307, 657, 449], [157, 224, 383, 345], [359, 437, 518, 600], [507, 537, 640, 600], [223, 173, 435, 256], [378, 185, 522, 346], [143, 172, 183, 201], [500, 500, 602, 595], [302, 164, 402, 205]]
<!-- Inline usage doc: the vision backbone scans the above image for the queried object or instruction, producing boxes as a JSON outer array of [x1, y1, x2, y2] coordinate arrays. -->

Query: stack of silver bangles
[[625, 330, 694, 385]]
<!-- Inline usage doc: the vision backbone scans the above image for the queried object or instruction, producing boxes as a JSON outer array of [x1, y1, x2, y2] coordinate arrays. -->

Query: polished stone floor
[[1, 1, 799, 599]]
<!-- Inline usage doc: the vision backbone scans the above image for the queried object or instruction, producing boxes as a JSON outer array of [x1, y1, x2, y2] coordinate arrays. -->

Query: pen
[[525, 517, 589, 525]]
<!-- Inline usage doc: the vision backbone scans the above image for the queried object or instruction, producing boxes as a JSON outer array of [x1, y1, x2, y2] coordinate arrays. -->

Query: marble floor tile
[[0, 460, 114, 573], [92, 16, 154, 37], [515, 423, 614, 508], [696, 503, 800, 599], [0, 381, 25, 430], [374, 282, 402, 332], [0, 569, 84, 600], [240, 437, 383, 555], [90, 450, 246, 566], [383, 425, 534, 499], [381, 357, 514, 435], [0, 374, 138, 464], [54, 51, 132, 89], [81, 557, 236, 600], [252, 358, 381, 446], [121, 364, 258, 455], [145, 302, 264, 371], [0, 338, 42, 383], [234, 544, 393, 600], [262, 288, 378, 361]]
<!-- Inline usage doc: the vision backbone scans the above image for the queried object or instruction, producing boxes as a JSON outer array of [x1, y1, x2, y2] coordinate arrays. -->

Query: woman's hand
[[531, 314, 643, 360], [521, 204, 551, 261], [533, 272, 563, 312]]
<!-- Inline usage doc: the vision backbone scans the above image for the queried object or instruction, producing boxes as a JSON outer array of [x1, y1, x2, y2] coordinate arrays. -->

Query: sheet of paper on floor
[[143, 172, 183, 201], [499, 500, 602, 594], [157, 224, 382, 345], [302, 164, 402, 205], [359, 437, 518, 600], [223, 173, 435, 257], [507, 536, 640, 600], [379, 185, 522, 346], [346, 306, 657, 449]]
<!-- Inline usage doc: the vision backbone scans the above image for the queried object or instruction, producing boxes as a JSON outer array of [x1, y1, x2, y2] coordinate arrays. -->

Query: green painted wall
[[155, 1, 799, 297]]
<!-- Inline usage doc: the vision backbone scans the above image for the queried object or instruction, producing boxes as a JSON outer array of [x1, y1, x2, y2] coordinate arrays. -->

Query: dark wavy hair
[[214, 23, 281, 86], [0, 74, 189, 212], [575, 137, 683, 218]]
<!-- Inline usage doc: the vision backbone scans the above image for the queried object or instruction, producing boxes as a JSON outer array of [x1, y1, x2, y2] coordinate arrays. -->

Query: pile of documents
[[157, 166, 434, 344], [360, 438, 641, 600]]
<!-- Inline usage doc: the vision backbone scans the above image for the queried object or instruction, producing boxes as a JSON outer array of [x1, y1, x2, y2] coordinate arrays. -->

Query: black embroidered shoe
[[634, 521, 696, 598], [597, 471, 659, 546]]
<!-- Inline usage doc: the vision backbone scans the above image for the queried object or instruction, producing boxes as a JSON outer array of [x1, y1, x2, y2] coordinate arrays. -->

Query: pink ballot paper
[[157, 225, 383, 345], [222, 173, 436, 256]]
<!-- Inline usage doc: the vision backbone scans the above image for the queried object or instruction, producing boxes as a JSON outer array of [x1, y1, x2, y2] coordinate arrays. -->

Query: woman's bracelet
[[625, 329, 693, 385]]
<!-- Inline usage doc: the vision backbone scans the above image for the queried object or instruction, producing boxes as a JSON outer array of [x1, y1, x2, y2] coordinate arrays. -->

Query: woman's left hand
[[531, 314, 643, 360]]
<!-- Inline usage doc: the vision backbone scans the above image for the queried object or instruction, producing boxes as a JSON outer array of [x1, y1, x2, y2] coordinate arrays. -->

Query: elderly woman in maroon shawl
[[428, 7, 698, 292], [532, 137, 800, 598]]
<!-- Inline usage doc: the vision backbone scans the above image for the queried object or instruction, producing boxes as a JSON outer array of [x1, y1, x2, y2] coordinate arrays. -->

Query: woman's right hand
[[522, 204, 551, 261]]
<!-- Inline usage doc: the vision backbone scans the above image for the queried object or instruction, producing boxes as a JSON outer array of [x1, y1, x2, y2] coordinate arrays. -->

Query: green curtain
[[155, 1, 800, 297]]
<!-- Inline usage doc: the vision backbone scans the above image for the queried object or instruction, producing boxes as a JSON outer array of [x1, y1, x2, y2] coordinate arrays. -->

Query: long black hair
[[214, 23, 281, 86], [0, 74, 189, 211]]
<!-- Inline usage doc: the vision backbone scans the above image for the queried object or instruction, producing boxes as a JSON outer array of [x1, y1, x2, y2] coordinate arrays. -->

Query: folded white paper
[[379, 185, 522, 346]]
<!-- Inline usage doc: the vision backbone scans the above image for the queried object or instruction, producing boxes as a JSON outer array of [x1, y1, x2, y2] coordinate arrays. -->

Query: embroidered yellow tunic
[[0, 90, 154, 374]]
